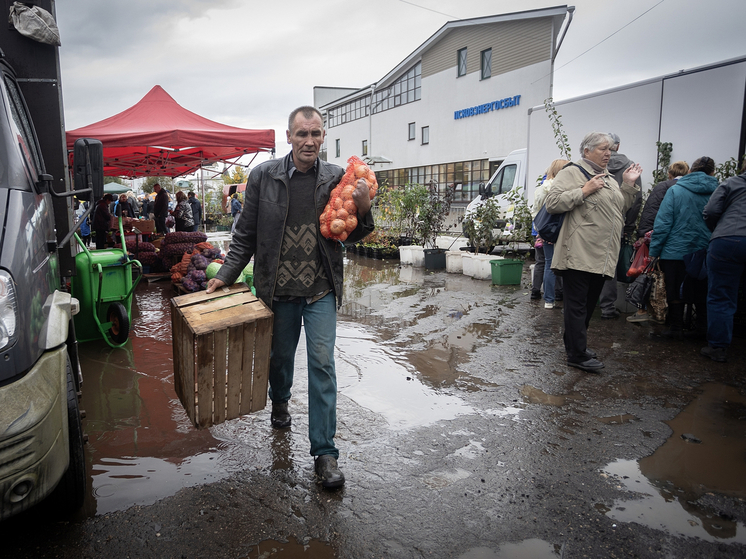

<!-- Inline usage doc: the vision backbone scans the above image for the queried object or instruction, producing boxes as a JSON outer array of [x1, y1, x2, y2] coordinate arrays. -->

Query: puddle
[[78, 283, 244, 516], [247, 536, 335, 558], [335, 322, 473, 430], [458, 539, 560, 558], [602, 459, 746, 543], [78, 261, 483, 515], [600, 383, 746, 543], [520, 385, 585, 406], [403, 325, 496, 389], [596, 413, 639, 425], [640, 383, 746, 499]]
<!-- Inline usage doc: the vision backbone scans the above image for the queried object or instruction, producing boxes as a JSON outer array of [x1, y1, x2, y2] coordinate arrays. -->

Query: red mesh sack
[[320, 156, 379, 241]]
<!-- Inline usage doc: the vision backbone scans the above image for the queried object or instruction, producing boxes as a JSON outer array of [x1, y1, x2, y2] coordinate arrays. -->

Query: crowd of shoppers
[[532, 132, 745, 366]]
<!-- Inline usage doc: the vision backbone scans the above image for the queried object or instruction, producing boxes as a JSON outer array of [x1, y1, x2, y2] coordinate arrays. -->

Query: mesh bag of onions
[[319, 156, 378, 242]]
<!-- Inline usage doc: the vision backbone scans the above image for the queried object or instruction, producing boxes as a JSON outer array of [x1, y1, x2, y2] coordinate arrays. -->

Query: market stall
[[65, 85, 275, 177]]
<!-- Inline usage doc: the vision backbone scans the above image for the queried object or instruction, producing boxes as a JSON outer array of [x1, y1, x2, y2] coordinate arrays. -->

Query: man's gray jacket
[[215, 154, 375, 308]]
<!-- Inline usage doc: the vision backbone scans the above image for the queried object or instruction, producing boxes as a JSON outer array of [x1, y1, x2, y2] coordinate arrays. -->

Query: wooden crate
[[170, 284, 273, 428]]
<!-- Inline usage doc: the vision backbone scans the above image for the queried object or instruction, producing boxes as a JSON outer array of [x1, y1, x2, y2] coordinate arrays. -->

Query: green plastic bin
[[490, 259, 523, 285]]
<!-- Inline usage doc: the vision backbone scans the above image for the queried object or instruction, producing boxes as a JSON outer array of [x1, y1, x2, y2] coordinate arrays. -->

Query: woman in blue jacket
[[649, 157, 718, 337]]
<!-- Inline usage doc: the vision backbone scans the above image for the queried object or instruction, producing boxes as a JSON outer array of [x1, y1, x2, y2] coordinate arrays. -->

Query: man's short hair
[[288, 106, 323, 133], [188, 191, 195, 197]]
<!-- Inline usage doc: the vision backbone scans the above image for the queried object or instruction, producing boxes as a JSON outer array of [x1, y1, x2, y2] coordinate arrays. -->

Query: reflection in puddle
[[404, 325, 495, 389], [78, 282, 243, 516], [602, 459, 746, 544], [640, 383, 746, 499], [520, 385, 585, 406], [601, 383, 746, 544], [336, 322, 473, 430], [596, 413, 639, 425], [91, 453, 225, 515], [458, 539, 560, 558]]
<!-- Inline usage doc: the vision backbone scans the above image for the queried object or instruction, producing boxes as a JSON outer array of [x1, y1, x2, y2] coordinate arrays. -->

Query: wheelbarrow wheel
[[107, 302, 130, 344]]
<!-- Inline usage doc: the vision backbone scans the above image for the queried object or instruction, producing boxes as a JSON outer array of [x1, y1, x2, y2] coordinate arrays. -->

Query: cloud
[[55, 0, 746, 165]]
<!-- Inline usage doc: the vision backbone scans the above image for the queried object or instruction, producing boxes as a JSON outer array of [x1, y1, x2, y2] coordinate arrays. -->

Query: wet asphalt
[[2, 246, 745, 559]]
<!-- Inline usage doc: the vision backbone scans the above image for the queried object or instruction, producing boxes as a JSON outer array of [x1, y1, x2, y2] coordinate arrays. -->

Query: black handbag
[[533, 204, 565, 244], [625, 257, 657, 309]]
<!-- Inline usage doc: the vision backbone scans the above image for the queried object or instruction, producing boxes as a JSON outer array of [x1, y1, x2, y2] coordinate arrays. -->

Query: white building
[[315, 5, 574, 203]]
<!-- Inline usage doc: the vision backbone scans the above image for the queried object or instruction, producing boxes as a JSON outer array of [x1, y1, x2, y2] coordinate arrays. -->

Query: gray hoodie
[[607, 152, 642, 237]]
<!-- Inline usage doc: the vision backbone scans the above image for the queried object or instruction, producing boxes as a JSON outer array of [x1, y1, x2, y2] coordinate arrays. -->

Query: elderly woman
[[171, 190, 194, 232], [545, 132, 642, 372]]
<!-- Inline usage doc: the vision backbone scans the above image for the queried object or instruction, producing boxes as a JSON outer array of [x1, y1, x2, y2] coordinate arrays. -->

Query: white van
[[463, 148, 527, 247]]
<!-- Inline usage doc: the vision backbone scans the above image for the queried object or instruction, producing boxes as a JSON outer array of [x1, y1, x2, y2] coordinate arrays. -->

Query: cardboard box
[[134, 219, 155, 234], [170, 284, 273, 428]]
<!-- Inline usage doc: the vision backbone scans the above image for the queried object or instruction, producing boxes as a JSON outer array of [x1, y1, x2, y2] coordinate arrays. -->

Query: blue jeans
[[707, 236, 746, 348], [269, 292, 339, 458], [542, 243, 557, 304]]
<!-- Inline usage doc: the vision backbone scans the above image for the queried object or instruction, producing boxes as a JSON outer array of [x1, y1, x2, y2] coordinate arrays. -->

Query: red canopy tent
[[65, 85, 275, 177]]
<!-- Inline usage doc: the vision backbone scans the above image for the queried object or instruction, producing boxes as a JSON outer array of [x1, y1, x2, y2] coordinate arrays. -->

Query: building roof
[[377, 5, 572, 89], [318, 5, 573, 111]]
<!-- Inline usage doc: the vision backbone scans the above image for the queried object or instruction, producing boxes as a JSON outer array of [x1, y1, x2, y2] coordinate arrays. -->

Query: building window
[[481, 48, 492, 80], [372, 61, 421, 114], [421, 126, 429, 145], [335, 139, 340, 158], [457, 48, 467, 77], [327, 95, 371, 128], [362, 140, 368, 156], [408, 122, 415, 141]]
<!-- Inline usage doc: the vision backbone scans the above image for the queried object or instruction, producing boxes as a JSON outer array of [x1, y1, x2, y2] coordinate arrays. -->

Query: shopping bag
[[625, 269, 652, 309], [647, 260, 668, 323], [626, 242, 650, 279], [616, 238, 635, 283]]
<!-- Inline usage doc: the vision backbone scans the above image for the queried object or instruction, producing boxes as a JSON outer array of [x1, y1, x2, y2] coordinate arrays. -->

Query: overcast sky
[[56, 0, 746, 170]]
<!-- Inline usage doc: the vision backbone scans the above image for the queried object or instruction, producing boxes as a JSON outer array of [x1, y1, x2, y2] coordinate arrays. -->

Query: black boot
[[270, 401, 291, 428], [662, 301, 684, 339]]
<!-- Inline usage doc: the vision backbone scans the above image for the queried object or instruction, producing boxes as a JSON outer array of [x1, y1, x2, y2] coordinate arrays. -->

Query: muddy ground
[[2, 249, 745, 559]]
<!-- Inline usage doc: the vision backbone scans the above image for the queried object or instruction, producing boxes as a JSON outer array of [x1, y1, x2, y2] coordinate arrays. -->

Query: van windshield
[[488, 164, 517, 195]]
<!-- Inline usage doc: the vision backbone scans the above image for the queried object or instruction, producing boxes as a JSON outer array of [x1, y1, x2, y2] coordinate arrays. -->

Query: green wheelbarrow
[[71, 217, 142, 347]]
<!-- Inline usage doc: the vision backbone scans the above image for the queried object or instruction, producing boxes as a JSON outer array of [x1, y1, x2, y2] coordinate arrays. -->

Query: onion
[[345, 214, 358, 231], [354, 165, 369, 178], [330, 219, 346, 235]]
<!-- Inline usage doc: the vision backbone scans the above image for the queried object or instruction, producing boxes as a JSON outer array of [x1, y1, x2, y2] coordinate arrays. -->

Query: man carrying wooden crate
[[206, 106, 375, 488]]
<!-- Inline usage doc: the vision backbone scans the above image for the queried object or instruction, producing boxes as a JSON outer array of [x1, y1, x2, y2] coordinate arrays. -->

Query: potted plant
[[503, 186, 534, 254], [215, 214, 234, 231], [416, 181, 455, 270], [462, 197, 502, 255]]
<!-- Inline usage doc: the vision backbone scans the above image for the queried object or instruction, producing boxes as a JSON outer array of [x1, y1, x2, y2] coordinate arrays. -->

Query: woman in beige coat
[[545, 132, 641, 372]]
